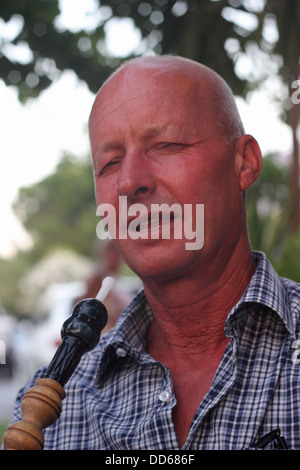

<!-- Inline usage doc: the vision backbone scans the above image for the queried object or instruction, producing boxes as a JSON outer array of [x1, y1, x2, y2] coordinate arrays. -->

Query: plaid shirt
[[9, 252, 300, 449]]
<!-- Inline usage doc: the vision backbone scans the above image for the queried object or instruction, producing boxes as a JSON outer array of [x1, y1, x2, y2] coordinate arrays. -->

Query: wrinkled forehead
[[89, 62, 210, 125]]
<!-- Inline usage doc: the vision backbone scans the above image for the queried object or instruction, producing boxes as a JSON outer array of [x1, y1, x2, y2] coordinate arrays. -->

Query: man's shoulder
[[281, 276, 300, 306], [281, 276, 300, 291]]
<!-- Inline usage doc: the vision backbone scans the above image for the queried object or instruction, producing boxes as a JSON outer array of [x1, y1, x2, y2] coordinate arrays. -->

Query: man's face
[[89, 66, 244, 282]]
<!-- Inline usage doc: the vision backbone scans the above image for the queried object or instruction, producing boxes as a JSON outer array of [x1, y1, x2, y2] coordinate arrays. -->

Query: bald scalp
[[90, 55, 245, 145]]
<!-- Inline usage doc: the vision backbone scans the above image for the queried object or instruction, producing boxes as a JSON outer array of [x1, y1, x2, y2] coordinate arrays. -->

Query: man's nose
[[116, 149, 156, 200]]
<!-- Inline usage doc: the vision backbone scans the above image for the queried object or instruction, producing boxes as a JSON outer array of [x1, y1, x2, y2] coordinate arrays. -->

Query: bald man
[[8, 56, 300, 450]]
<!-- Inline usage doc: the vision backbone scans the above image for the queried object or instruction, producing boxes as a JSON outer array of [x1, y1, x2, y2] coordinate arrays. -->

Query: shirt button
[[159, 390, 171, 403], [116, 347, 127, 357]]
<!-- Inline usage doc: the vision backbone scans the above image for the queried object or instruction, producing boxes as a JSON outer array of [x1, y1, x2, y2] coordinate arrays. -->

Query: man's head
[[91, 55, 245, 144], [89, 55, 262, 283]]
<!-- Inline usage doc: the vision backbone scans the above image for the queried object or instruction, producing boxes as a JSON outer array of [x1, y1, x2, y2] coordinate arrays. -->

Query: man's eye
[[162, 142, 186, 149], [100, 159, 120, 175], [162, 142, 178, 148]]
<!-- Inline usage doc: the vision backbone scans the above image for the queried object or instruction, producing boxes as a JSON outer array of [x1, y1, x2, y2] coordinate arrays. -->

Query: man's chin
[[120, 240, 201, 283]]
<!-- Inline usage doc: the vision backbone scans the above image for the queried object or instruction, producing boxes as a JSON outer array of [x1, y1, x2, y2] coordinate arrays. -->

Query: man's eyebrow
[[94, 125, 177, 157], [141, 125, 173, 138], [96, 140, 124, 155]]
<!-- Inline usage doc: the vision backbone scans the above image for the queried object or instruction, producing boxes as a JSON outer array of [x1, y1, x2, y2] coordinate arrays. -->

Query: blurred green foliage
[[247, 153, 300, 282], [13, 154, 97, 261]]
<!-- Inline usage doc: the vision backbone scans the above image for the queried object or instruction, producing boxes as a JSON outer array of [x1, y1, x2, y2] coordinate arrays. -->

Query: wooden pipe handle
[[3, 378, 66, 450]]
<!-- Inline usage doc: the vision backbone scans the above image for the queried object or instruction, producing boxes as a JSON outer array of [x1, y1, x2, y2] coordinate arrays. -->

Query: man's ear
[[234, 135, 262, 191]]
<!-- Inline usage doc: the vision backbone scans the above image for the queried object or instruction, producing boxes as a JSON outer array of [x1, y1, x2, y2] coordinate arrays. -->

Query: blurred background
[[0, 0, 299, 441]]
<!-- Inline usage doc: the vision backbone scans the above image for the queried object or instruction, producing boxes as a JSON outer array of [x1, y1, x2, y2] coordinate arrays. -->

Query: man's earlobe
[[235, 135, 262, 191]]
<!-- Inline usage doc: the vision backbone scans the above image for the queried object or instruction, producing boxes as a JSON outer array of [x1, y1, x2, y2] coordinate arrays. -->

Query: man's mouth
[[129, 212, 175, 235], [96, 198, 204, 250], [137, 213, 162, 233]]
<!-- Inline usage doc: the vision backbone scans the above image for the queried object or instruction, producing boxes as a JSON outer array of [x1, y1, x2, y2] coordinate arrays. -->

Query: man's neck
[[144, 245, 256, 362], [143, 242, 256, 447]]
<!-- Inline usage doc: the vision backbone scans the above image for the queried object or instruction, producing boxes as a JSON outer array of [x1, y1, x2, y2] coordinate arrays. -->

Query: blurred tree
[[0, 254, 32, 316], [0, 0, 263, 101], [0, 0, 113, 101], [246, 153, 290, 262], [99, 0, 254, 96], [13, 154, 97, 261], [248, 0, 300, 232], [276, 227, 300, 282]]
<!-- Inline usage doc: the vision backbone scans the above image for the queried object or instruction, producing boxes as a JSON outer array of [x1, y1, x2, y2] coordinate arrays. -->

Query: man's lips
[[127, 211, 176, 234]]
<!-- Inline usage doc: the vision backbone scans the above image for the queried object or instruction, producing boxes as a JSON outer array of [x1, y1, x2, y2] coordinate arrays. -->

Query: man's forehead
[[90, 63, 206, 125]]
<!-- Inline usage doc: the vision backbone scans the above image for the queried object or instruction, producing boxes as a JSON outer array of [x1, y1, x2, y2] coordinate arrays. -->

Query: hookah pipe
[[3, 277, 114, 450]]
